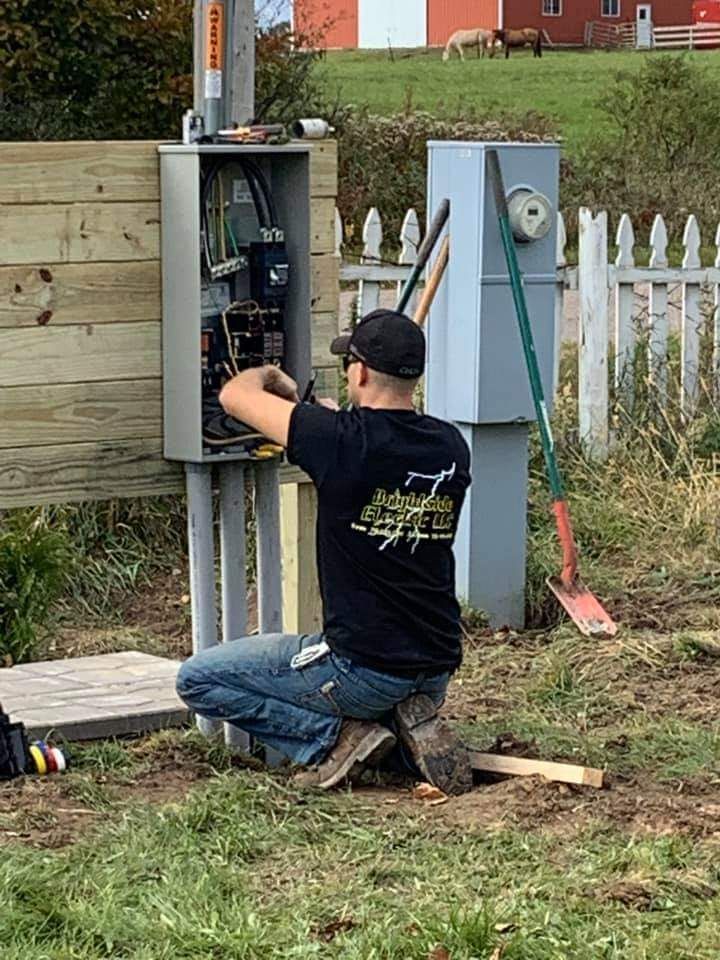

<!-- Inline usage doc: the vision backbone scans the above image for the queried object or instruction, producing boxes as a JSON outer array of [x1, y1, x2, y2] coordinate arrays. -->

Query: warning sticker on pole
[[205, 2, 224, 72]]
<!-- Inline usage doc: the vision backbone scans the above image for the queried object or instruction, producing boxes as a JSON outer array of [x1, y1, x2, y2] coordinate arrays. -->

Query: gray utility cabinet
[[426, 141, 561, 628], [426, 141, 559, 426], [159, 143, 312, 464]]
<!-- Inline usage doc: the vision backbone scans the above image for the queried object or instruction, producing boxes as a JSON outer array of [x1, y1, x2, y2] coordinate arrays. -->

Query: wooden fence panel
[[578, 208, 609, 459], [0, 381, 161, 450], [0, 261, 161, 328], [614, 214, 636, 408], [681, 216, 702, 420], [0, 140, 339, 508]]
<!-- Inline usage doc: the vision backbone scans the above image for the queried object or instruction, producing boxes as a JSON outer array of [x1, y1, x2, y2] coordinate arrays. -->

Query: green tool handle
[[486, 149, 565, 502]]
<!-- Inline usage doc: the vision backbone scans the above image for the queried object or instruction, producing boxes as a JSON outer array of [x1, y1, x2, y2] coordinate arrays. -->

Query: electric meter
[[507, 189, 552, 243]]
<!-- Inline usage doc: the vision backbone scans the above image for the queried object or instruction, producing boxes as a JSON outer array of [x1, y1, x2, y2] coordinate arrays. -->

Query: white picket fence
[[336, 205, 720, 459]]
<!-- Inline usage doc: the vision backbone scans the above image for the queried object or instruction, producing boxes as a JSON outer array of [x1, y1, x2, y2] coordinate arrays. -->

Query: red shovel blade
[[547, 575, 618, 638]]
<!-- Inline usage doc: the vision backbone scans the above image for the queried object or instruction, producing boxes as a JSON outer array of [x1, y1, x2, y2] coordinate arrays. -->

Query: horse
[[442, 28, 494, 61], [493, 27, 543, 58]]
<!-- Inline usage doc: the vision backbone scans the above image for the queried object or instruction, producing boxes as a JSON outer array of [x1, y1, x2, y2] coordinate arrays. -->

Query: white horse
[[442, 28, 494, 61]]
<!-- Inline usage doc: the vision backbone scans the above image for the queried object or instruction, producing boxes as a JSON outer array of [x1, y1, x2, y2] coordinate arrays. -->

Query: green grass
[[3, 750, 720, 959], [4, 599, 720, 958], [320, 48, 720, 152]]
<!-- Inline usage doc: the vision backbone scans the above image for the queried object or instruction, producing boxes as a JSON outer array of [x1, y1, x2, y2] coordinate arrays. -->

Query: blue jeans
[[176, 633, 450, 767]]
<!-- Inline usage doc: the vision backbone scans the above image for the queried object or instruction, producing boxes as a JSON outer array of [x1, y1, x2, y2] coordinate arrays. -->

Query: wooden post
[[681, 215, 702, 421], [226, 0, 255, 125], [280, 481, 322, 635], [578, 207, 609, 459], [397, 208, 420, 317], [648, 214, 670, 408], [614, 213, 636, 410], [358, 208, 383, 319]]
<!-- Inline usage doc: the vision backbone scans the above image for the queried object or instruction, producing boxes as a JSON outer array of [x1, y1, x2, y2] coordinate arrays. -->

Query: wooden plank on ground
[[311, 253, 339, 314], [0, 261, 161, 328], [0, 321, 160, 387], [0, 203, 160, 265], [470, 752, 605, 789], [0, 142, 161, 205], [0, 380, 162, 449], [309, 141, 338, 198]]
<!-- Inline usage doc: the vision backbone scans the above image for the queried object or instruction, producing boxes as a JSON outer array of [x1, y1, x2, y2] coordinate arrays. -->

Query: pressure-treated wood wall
[[0, 140, 339, 508]]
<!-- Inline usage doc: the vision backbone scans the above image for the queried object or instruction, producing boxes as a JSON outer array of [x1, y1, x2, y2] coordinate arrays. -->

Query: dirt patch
[[0, 742, 215, 849], [384, 773, 720, 841]]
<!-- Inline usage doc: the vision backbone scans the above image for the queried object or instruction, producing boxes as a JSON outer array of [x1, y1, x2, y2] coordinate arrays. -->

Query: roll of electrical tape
[[29, 744, 47, 776], [50, 747, 66, 773], [41, 742, 58, 774]]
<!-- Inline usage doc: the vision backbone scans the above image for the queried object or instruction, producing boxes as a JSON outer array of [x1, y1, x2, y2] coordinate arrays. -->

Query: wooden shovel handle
[[413, 235, 449, 327]]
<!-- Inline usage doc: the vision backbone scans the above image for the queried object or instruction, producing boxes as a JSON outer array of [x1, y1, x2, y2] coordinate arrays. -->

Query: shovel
[[486, 149, 617, 638]]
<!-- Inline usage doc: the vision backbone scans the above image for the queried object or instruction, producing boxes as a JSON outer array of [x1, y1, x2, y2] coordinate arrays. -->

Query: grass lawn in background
[[319, 48, 720, 153]]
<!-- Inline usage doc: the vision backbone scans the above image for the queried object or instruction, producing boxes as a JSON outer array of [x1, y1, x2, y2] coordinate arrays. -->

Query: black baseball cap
[[330, 309, 426, 379]]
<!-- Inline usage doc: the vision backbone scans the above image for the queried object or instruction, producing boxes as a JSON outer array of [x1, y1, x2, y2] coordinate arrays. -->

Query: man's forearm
[[218, 365, 299, 447]]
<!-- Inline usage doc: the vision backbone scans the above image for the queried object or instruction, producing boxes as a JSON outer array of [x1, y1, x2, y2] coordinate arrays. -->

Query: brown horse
[[493, 27, 543, 58]]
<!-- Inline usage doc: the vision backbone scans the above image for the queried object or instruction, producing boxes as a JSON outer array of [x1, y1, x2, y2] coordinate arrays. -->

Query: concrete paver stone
[[0, 652, 189, 741]]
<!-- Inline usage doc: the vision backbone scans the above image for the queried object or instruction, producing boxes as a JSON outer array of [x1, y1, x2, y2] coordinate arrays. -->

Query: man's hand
[[263, 367, 300, 403], [316, 397, 340, 411], [219, 366, 298, 448]]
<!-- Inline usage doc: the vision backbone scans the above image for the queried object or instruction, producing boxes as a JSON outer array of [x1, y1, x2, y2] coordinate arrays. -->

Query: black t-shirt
[[287, 404, 471, 676]]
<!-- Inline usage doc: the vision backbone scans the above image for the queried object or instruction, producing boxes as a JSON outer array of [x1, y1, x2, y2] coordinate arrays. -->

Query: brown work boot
[[292, 720, 396, 790], [395, 694, 473, 796]]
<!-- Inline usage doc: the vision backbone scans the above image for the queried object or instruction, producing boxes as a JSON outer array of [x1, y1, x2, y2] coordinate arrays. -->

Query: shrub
[[562, 55, 720, 242], [0, 513, 73, 665], [335, 105, 557, 247], [0, 0, 336, 141]]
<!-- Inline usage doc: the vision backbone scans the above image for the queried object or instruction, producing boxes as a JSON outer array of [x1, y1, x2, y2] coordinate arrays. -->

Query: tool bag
[[0, 704, 30, 779]]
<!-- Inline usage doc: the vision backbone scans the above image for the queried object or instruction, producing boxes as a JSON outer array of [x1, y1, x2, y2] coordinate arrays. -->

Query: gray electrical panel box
[[159, 143, 312, 463], [426, 141, 560, 425]]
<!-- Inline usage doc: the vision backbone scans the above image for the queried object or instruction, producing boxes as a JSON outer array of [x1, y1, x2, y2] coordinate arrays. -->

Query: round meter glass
[[507, 189, 552, 243]]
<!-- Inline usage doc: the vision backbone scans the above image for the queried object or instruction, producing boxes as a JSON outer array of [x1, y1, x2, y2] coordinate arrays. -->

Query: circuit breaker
[[426, 141, 560, 425], [159, 143, 312, 463]]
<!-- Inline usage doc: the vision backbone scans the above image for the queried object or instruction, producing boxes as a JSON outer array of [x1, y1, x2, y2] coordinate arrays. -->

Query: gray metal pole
[[254, 461, 284, 767], [254, 462, 283, 634], [194, 0, 255, 134], [219, 463, 251, 751], [454, 424, 529, 629], [185, 463, 221, 737]]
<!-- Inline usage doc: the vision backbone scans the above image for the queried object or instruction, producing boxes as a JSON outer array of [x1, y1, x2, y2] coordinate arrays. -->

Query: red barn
[[295, 0, 696, 48]]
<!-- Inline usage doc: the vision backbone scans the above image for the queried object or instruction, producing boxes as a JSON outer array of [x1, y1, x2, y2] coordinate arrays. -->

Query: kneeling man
[[177, 310, 472, 793]]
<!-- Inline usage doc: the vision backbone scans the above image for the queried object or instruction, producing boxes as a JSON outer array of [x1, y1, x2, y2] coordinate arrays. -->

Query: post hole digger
[[485, 149, 617, 637]]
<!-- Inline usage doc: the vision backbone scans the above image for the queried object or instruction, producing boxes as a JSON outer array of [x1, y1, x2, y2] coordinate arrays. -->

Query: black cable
[[240, 158, 278, 228]]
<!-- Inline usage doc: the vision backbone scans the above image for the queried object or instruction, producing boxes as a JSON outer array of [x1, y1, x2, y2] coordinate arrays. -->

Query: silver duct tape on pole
[[185, 463, 221, 737], [219, 463, 251, 751], [254, 461, 284, 767]]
